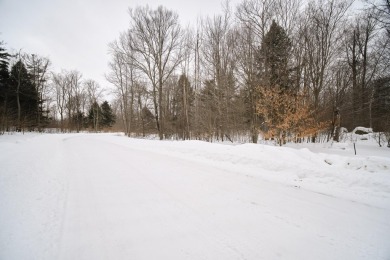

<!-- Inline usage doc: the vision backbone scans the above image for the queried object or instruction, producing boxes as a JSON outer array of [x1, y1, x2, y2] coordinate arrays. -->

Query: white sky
[[0, 0, 241, 93]]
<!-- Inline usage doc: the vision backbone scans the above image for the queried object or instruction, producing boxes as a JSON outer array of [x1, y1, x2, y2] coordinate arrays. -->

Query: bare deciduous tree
[[304, 0, 353, 110], [126, 6, 183, 139], [51, 72, 66, 131], [201, 6, 238, 141], [236, 0, 275, 43], [85, 79, 103, 132], [107, 34, 137, 136], [25, 54, 50, 131]]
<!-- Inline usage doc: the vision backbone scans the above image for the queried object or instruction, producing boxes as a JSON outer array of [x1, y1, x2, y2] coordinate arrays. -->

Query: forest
[[1, 0, 389, 145], [0, 51, 116, 133]]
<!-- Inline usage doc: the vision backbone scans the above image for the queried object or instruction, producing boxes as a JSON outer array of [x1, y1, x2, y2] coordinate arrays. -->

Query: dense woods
[[107, 0, 390, 144], [0, 48, 116, 133], [1, 0, 389, 145]]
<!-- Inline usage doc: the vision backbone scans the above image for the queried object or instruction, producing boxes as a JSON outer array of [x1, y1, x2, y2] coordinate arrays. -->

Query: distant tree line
[[107, 0, 390, 144], [0, 44, 116, 133]]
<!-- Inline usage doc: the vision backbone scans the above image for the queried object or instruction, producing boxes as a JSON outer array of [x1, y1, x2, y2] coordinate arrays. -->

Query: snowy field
[[0, 133, 389, 260]]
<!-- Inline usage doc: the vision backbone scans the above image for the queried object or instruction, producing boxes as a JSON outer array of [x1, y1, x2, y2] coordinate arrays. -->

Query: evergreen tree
[[140, 106, 156, 136], [255, 21, 310, 145], [0, 42, 9, 90], [9, 60, 40, 130], [72, 110, 87, 132], [100, 101, 116, 128], [258, 20, 292, 89], [0, 41, 10, 132], [87, 101, 116, 131]]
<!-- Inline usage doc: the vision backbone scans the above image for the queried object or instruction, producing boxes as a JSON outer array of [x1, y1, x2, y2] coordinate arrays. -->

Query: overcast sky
[[0, 0, 242, 91]]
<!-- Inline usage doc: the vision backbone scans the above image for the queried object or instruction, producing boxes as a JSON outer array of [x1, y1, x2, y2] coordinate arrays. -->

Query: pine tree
[[0, 42, 9, 89], [255, 21, 317, 145], [100, 101, 116, 128], [258, 20, 292, 89], [72, 110, 87, 132], [0, 41, 10, 132], [9, 60, 40, 130]]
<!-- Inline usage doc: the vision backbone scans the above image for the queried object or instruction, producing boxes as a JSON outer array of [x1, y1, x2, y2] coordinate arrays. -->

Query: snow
[[0, 133, 389, 260], [352, 126, 373, 134]]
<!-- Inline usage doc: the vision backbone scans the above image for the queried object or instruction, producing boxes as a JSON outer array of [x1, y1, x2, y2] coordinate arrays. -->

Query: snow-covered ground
[[0, 133, 389, 260]]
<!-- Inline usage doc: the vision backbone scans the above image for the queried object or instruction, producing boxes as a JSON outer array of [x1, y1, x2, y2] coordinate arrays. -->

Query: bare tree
[[51, 71, 68, 131], [178, 28, 195, 139], [85, 79, 103, 132], [235, 0, 301, 143], [107, 34, 136, 136], [25, 54, 50, 131], [51, 70, 83, 132], [70, 71, 84, 132], [273, 0, 301, 36], [366, 0, 390, 33], [65, 70, 82, 131], [304, 0, 353, 110], [126, 5, 183, 139], [201, 6, 238, 141], [236, 0, 275, 43], [235, 23, 259, 142], [342, 6, 390, 130]]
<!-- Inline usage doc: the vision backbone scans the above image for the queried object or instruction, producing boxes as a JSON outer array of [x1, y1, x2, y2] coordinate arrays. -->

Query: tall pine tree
[[258, 20, 292, 90], [9, 60, 40, 130], [100, 101, 116, 128], [0, 41, 10, 132], [255, 21, 315, 145]]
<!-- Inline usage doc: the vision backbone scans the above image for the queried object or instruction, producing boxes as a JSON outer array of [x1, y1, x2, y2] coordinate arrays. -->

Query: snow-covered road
[[1, 133, 389, 259]]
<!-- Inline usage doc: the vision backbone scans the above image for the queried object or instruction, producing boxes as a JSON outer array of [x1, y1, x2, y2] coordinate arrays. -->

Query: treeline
[[0, 46, 116, 133], [108, 0, 390, 144]]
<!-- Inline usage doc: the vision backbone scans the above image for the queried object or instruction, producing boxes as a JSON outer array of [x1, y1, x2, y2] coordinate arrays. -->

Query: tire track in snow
[[97, 137, 314, 259], [58, 136, 111, 260], [60, 135, 254, 259], [92, 137, 250, 259]]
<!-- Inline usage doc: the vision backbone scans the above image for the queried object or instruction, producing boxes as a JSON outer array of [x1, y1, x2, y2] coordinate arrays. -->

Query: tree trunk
[[16, 62, 21, 132], [158, 76, 164, 140]]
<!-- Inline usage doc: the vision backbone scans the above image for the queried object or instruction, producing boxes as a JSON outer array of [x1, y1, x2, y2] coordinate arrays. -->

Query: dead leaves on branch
[[256, 85, 329, 145]]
